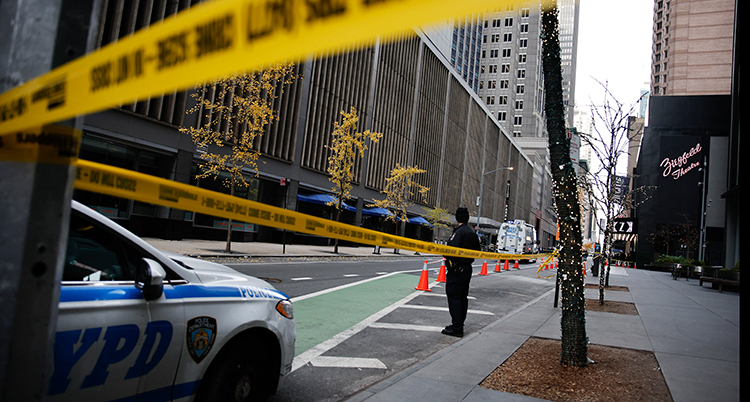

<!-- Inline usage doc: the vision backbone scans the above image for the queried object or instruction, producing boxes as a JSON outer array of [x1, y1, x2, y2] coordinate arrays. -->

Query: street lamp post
[[476, 166, 513, 231]]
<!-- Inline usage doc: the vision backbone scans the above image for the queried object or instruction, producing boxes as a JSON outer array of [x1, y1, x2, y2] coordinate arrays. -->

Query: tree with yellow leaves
[[326, 107, 382, 253], [180, 63, 296, 252], [422, 206, 452, 242], [370, 164, 430, 246]]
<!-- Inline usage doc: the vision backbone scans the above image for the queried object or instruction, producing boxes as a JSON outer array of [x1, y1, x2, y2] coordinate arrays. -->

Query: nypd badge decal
[[186, 316, 217, 364]]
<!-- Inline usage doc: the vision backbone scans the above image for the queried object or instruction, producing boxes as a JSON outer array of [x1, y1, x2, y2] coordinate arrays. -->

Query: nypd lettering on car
[[50, 201, 295, 401]]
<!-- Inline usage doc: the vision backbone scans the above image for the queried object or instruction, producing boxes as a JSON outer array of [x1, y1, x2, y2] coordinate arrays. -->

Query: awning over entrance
[[469, 216, 504, 233], [407, 216, 433, 227], [362, 207, 395, 218], [297, 193, 356, 212]]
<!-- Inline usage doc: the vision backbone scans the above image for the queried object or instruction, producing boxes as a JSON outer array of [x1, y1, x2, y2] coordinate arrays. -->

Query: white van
[[51, 200, 295, 401]]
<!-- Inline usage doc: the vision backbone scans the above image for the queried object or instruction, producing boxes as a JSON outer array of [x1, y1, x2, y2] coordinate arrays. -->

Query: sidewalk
[[144, 239, 740, 402], [347, 267, 740, 402]]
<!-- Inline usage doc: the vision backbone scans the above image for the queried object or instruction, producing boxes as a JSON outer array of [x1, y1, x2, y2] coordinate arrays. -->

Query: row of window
[[490, 111, 524, 126], [482, 38, 529, 57], [484, 82, 525, 98], [485, 96, 525, 108], [485, 8, 531, 29], [481, 63, 526, 75], [480, 68, 526, 83]]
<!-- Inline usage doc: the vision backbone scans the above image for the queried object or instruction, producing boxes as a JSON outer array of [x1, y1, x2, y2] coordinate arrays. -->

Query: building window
[[501, 64, 511, 73], [519, 38, 528, 48], [520, 23, 529, 33], [499, 96, 508, 105], [502, 48, 512, 58], [503, 33, 512, 42], [486, 96, 495, 105], [515, 100, 524, 110], [514, 115, 523, 126], [489, 64, 498, 73], [498, 111, 507, 121], [518, 54, 527, 63], [500, 79, 509, 89], [516, 84, 525, 94]]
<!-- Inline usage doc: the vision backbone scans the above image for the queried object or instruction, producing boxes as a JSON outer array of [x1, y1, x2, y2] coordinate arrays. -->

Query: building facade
[[650, 0, 735, 96], [60, 0, 536, 247]]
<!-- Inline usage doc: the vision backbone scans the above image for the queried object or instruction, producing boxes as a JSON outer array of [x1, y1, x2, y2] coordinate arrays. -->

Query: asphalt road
[[221, 257, 556, 402]]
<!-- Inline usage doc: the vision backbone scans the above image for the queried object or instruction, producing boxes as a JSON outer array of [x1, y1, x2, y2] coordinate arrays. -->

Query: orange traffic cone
[[437, 260, 447, 282], [503, 260, 510, 271], [415, 260, 431, 291], [494, 261, 502, 272], [513, 260, 520, 269], [479, 261, 488, 276]]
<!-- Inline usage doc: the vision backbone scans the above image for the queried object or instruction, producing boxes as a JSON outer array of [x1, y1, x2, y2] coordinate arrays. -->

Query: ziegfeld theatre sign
[[654, 136, 704, 223], [660, 142, 702, 180]]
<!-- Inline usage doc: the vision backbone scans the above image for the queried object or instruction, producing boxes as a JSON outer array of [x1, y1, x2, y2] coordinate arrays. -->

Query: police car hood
[[161, 251, 273, 289]]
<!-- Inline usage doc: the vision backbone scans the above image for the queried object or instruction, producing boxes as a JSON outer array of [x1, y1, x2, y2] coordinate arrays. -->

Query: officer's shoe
[[441, 326, 463, 338]]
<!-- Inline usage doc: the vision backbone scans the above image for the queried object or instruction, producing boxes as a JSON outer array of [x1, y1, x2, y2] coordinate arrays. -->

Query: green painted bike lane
[[292, 273, 423, 356]]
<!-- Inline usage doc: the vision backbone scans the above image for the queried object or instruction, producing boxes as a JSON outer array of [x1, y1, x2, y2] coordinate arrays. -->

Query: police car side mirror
[[136, 258, 166, 301]]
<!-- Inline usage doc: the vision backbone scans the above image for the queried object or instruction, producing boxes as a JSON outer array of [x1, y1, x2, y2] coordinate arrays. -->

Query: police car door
[[50, 208, 185, 401]]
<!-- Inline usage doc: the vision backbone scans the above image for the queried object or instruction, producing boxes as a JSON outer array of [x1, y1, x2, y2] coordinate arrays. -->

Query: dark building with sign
[[634, 95, 733, 267], [639, 0, 739, 270]]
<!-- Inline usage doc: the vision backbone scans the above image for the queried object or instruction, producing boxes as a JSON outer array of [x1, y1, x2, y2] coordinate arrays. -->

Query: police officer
[[442, 207, 481, 338]]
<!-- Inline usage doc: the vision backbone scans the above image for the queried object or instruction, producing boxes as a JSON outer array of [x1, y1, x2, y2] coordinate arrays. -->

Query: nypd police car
[[52, 200, 295, 401]]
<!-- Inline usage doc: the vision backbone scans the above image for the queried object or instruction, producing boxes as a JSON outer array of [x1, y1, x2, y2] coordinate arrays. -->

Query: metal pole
[[0, 1, 100, 400]]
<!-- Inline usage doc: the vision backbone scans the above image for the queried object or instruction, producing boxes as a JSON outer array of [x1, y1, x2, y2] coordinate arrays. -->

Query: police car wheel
[[197, 348, 266, 402]]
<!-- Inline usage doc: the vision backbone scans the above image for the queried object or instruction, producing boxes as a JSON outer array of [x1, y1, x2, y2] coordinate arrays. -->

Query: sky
[[574, 0, 654, 113]]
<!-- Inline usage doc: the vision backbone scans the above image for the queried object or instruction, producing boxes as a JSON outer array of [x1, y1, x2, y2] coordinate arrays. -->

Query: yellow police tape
[[0, 125, 80, 164], [75, 159, 552, 261], [0, 0, 551, 136], [535, 249, 559, 278]]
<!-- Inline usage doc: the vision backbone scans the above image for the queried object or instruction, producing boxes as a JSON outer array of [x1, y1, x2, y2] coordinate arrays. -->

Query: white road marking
[[310, 356, 387, 369], [291, 277, 313, 281], [369, 322, 444, 332], [291, 289, 424, 372], [400, 304, 495, 316], [419, 292, 476, 300]]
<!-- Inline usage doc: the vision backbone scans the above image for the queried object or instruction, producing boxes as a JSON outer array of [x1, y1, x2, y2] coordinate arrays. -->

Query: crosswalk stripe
[[400, 304, 495, 315], [369, 322, 443, 332], [310, 356, 387, 369]]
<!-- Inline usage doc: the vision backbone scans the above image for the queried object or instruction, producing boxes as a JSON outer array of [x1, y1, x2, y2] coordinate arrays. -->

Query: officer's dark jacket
[[446, 224, 481, 267]]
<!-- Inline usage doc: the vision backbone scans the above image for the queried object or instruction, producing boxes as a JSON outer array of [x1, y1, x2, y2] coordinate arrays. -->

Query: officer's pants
[[445, 265, 472, 330]]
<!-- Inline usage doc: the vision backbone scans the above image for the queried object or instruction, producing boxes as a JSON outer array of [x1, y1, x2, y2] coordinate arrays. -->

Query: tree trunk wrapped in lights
[[541, 1, 588, 366]]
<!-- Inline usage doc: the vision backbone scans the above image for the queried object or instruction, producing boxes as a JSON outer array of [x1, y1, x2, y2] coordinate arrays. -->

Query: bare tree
[[581, 80, 650, 302]]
